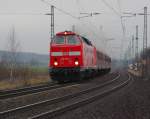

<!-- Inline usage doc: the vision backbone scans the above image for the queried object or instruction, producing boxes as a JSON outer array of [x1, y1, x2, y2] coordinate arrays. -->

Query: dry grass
[[0, 75, 50, 91], [0, 64, 51, 91]]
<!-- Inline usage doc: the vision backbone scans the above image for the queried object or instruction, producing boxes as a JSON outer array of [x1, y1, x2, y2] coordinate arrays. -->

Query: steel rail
[[0, 74, 120, 118], [29, 74, 130, 119], [0, 82, 78, 100], [0, 82, 56, 95]]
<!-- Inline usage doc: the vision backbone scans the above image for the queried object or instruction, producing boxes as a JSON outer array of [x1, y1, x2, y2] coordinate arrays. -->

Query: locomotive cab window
[[67, 35, 80, 45], [52, 36, 65, 44]]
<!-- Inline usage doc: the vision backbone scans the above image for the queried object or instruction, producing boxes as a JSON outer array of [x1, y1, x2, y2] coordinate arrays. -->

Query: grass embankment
[[0, 66, 50, 91]]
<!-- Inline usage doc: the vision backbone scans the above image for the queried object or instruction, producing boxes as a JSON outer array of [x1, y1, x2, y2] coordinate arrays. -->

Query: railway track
[[0, 82, 78, 100], [0, 74, 126, 119], [30, 74, 131, 119], [0, 73, 116, 100]]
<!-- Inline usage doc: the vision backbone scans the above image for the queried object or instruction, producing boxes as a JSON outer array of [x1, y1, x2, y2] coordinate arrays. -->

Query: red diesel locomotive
[[49, 31, 111, 82]]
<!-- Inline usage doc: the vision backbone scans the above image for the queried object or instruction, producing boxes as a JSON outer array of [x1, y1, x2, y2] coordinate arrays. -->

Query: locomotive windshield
[[52, 35, 80, 45], [52, 36, 65, 44], [67, 35, 80, 45]]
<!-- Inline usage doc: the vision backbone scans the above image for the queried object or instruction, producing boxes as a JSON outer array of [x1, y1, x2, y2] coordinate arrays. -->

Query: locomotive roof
[[56, 31, 77, 36]]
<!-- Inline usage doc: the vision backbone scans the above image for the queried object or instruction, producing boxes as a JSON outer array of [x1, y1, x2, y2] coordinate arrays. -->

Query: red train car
[[49, 31, 111, 82]]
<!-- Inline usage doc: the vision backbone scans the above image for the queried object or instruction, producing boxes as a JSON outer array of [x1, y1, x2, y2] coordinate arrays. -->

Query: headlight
[[75, 61, 79, 66], [54, 61, 58, 66]]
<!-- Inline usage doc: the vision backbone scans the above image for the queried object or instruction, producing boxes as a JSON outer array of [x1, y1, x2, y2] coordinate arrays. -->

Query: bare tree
[[6, 26, 20, 80]]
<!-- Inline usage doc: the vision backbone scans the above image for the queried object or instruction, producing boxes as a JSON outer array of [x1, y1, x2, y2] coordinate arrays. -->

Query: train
[[49, 31, 111, 83]]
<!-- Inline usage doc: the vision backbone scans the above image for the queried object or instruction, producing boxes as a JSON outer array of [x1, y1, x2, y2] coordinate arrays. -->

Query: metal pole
[[135, 25, 138, 61], [143, 6, 148, 77], [132, 35, 134, 61], [51, 5, 54, 40], [72, 25, 75, 32], [128, 40, 132, 64]]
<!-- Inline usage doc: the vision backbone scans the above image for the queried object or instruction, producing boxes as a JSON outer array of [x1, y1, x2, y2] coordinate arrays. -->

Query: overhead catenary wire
[[97, 0, 127, 58], [117, 0, 126, 59], [0, 0, 103, 41], [116, 0, 126, 38], [100, 0, 121, 16], [75, 0, 105, 44], [43, 0, 105, 46], [78, 0, 112, 52], [0, 0, 78, 19], [117, 0, 126, 36], [117, 0, 121, 13], [0, 13, 50, 15], [41, 0, 79, 19], [98, 0, 125, 36], [0, 1, 126, 45]]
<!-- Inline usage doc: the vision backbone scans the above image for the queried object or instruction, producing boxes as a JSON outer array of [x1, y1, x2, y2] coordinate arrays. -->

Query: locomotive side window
[[81, 37, 92, 46], [67, 35, 80, 45], [53, 36, 65, 44]]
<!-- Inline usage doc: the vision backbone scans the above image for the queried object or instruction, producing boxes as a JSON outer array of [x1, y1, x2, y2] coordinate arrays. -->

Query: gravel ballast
[[52, 76, 150, 119]]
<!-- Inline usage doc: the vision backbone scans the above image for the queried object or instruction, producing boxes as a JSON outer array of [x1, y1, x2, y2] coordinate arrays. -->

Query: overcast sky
[[0, 0, 150, 59]]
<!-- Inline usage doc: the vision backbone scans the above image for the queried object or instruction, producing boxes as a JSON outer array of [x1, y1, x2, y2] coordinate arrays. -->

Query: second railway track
[[0, 82, 78, 100], [0, 74, 126, 119]]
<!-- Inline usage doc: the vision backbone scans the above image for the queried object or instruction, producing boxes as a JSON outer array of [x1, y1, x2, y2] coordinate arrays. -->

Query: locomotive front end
[[49, 31, 83, 82]]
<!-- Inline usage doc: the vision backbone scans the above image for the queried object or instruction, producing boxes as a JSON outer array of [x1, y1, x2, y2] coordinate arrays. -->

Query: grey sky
[[0, 0, 150, 59]]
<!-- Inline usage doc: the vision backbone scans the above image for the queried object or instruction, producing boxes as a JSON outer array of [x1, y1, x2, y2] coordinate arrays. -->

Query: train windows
[[67, 35, 80, 45], [53, 36, 65, 44]]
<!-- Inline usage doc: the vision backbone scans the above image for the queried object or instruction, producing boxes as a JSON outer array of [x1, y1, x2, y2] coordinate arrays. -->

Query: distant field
[[30, 66, 49, 74]]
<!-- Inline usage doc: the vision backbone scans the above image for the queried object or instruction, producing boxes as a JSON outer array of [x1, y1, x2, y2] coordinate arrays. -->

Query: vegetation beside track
[[0, 66, 50, 90]]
